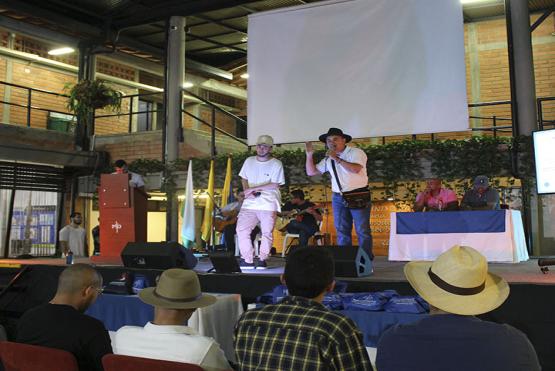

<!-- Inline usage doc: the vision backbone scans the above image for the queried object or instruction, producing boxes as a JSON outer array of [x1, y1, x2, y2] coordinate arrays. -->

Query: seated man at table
[[413, 178, 458, 212], [234, 247, 372, 371], [376, 245, 540, 371], [113, 268, 230, 370], [16, 264, 112, 371], [461, 175, 500, 210]]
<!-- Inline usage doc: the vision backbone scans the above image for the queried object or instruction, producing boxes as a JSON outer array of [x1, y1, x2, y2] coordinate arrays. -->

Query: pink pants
[[236, 208, 277, 263]]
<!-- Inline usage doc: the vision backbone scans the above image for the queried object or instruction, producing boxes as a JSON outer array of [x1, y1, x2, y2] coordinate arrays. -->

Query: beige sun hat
[[139, 268, 216, 309], [404, 245, 509, 315]]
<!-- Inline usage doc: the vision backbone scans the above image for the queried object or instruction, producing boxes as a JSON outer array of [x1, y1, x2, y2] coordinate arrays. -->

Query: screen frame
[[533, 128, 555, 195]]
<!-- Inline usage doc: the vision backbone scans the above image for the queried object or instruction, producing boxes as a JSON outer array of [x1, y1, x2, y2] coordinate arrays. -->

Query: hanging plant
[[65, 79, 123, 119]]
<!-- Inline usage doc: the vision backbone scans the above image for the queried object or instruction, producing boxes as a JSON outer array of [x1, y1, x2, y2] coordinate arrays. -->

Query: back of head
[[57, 264, 102, 295], [284, 247, 334, 299]]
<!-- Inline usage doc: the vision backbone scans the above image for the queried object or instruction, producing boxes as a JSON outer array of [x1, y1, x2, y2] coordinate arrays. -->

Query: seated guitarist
[[280, 190, 322, 246], [219, 189, 260, 253]]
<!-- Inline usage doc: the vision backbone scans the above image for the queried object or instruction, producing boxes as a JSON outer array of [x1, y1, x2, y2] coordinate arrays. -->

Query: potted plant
[[66, 79, 123, 119]]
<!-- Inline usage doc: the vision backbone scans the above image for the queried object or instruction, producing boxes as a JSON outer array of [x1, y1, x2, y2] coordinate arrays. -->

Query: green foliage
[[65, 79, 123, 119], [126, 136, 534, 201]]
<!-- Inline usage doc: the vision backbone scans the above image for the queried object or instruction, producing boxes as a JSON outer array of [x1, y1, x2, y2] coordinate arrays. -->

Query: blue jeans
[[332, 192, 373, 257]]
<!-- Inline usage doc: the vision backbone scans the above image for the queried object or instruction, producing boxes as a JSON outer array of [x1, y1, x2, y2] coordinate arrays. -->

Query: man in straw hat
[[113, 268, 230, 370], [305, 127, 373, 258], [376, 245, 540, 371]]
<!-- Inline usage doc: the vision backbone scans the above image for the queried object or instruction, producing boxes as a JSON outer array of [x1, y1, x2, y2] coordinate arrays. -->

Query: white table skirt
[[388, 210, 529, 262]]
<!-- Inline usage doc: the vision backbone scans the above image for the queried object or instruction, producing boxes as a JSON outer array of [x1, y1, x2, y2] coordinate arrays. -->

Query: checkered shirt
[[234, 296, 372, 371]]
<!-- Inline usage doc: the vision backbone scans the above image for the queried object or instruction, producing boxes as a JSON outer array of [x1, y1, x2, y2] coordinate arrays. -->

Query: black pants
[[286, 221, 319, 246], [223, 224, 261, 252]]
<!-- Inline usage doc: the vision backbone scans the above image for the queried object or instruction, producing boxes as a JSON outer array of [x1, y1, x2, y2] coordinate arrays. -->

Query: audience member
[[414, 178, 458, 211], [461, 175, 500, 210], [234, 247, 372, 370], [16, 264, 112, 371], [376, 245, 540, 371], [113, 268, 230, 371], [279, 189, 322, 246]]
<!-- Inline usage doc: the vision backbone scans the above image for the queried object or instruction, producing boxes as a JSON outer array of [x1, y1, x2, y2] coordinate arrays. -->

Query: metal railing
[[1, 80, 554, 148], [0, 81, 74, 127]]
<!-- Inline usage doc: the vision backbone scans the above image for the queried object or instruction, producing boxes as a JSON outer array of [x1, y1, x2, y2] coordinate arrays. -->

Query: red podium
[[97, 174, 147, 261]]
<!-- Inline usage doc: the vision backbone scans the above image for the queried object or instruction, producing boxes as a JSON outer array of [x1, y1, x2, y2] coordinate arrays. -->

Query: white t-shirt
[[114, 322, 230, 371], [239, 156, 285, 212], [58, 225, 86, 257], [316, 146, 369, 193]]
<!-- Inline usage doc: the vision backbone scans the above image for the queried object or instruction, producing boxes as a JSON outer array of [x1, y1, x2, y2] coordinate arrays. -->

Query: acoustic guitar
[[214, 210, 239, 232], [275, 207, 324, 232]]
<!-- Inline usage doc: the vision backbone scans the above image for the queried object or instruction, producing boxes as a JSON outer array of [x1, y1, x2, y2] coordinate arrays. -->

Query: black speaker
[[121, 242, 198, 270], [208, 252, 241, 273], [322, 246, 373, 277]]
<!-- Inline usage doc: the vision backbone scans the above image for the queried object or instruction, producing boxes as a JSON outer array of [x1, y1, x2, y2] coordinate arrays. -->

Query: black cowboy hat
[[318, 128, 352, 143]]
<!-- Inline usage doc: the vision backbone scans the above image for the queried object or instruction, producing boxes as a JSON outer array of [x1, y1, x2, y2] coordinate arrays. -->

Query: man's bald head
[[56, 264, 102, 295]]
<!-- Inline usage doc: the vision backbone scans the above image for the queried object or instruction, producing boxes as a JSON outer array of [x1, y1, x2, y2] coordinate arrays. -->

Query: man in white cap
[[113, 269, 230, 370], [461, 175, 500, 210], [376, 245, 540, 371], [236, 135, 285, 269]]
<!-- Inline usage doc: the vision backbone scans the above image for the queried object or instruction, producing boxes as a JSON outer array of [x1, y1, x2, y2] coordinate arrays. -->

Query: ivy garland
[[126, 136, 534, 201]]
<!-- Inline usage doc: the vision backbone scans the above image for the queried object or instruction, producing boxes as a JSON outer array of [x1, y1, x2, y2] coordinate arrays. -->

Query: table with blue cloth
[[86, 292, 243, 362], [339, 310, 426, 347], [389, 210, 528, 262]]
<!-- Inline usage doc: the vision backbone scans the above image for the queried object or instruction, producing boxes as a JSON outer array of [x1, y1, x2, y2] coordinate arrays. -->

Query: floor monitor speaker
[[321, 245, 373, 277], [121, 242, 198, 270]]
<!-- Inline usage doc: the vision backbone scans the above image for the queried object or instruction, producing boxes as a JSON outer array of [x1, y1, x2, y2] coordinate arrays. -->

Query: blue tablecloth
[[86, 294, 153, 331], [396, 210, 505, 234], [339, 310, 426, 347], [87, 294, 426, 348]]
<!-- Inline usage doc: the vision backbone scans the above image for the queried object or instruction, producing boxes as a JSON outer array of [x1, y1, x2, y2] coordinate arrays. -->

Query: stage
[[0, 256, 554, 370], [1, 255, 554, 284]]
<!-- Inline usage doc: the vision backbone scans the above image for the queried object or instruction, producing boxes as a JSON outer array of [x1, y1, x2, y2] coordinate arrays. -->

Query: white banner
[[247, 0, 468, 144]]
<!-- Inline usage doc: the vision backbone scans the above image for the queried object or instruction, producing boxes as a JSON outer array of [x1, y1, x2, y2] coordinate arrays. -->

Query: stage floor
[[1, 255, 554, 285]]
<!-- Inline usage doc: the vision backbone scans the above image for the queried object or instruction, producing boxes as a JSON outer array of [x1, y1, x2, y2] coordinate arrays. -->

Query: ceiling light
[[240, 73, 249, 79], [183, 81, 194, 88], [48, 47, 75, 56]]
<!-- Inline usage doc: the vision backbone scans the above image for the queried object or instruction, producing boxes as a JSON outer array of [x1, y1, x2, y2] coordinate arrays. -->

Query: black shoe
[[239, 259, 256, 269], [256, 260, 268, 269]]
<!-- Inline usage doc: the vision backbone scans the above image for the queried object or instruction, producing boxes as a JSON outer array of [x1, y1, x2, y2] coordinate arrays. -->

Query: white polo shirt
[[114, 322, 230, 371], [239, 156, 285, 212], [316, 146, 369, 193]]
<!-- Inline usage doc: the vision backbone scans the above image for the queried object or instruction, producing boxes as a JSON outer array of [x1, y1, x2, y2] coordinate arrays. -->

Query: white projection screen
[[247, 0, 469, 145]]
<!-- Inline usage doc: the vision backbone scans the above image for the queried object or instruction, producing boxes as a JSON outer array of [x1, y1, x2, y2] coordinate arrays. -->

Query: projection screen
[[247, 0, 468, 145]]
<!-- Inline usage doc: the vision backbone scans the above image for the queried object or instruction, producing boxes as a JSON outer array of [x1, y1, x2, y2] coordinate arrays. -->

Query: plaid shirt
[[234, 296, 372, 371]]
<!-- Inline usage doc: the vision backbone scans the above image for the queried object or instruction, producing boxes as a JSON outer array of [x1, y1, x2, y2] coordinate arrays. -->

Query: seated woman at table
[[112, 269, 231, 370], [460, 175, 500, 211], [413, 178, 458, 212]]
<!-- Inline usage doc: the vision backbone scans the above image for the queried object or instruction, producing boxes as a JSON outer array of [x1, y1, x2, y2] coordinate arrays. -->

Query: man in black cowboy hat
[[305, 128, 373, 258], [113, 269, 230, 370]]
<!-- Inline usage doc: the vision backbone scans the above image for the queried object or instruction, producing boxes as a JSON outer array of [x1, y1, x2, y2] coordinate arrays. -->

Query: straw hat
[[139, 268, 216, 310], [404, 245, 509, 315]]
